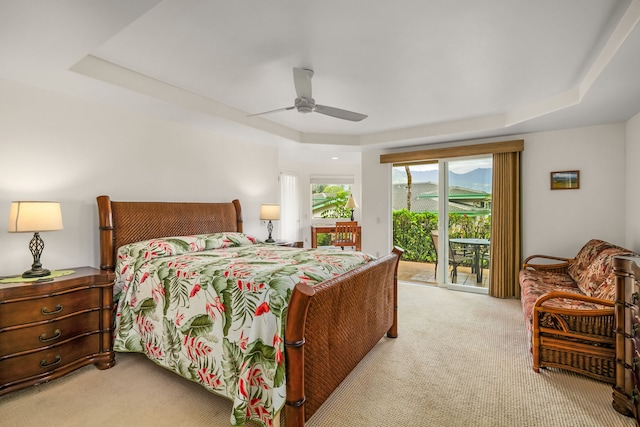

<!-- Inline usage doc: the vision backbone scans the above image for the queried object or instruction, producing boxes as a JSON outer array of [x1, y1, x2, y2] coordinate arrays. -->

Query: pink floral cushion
[[568, 239, 612, 283], [578, 247, 631, 296], [574, 245, 634, 296], [519, 269, 581, 324], [592, 272, 617, 301]]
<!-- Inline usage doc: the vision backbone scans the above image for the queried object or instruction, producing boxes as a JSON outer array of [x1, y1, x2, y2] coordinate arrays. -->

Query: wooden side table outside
[[0, 267, 115, 396]]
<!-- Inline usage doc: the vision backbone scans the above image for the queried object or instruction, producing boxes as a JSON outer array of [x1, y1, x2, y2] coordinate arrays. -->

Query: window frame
[[310, 175, 355, 223]]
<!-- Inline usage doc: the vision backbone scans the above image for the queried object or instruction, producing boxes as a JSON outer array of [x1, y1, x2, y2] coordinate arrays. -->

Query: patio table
[[449, 238, 490, 283]]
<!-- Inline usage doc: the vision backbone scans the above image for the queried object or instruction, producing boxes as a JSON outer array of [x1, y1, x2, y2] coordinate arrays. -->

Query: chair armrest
[[522, 255, 573, 273], [532, 291, 614, 340], [533, 291, 614, 310]]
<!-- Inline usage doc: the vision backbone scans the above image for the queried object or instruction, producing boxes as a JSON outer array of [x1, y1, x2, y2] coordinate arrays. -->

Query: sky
[[398, 157, 493, 174]]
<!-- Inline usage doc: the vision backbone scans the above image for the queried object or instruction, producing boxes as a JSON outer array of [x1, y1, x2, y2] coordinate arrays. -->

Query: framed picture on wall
[[550, 170, 580, 190]]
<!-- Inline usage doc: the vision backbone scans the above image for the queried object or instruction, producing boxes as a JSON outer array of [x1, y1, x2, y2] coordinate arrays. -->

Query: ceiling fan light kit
[[250, 67, 367, 121], [294, 97, 315, 114]]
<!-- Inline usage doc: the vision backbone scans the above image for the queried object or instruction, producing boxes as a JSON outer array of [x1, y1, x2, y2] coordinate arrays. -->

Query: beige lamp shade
[[260, 204, 280, 221], [345, 194, 358, 209], [8, 201, 64, 233]]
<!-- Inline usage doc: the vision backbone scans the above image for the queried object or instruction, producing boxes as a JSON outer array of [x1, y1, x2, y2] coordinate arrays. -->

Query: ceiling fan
[[249, 67, 368, 122]]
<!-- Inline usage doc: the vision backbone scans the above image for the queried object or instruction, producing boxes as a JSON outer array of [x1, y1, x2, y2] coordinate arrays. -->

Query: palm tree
[[405, 165, 412, 211]]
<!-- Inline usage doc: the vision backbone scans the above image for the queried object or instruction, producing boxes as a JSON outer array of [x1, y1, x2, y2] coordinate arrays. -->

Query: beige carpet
[[0, 283, 634, 427]]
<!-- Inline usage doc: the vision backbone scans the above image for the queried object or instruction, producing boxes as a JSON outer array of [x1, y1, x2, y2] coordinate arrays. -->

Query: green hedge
[[316, 211, 490, 261], [392, 210, 490, 262], [392, 210, 437, 262]]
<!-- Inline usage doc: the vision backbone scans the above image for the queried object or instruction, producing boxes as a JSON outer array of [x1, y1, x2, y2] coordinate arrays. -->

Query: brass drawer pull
[[40, 355, 61, 368], [39, 329, 62, 342], [41, 304, 63, 315]]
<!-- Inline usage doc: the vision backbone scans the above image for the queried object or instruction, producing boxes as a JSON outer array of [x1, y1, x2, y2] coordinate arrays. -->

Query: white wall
[[361, 149, 392, 258], [0, 79, 279, 276], [626, 111, 640, 250], [521, 124, 627, 256], [363, 123, 630, 261]]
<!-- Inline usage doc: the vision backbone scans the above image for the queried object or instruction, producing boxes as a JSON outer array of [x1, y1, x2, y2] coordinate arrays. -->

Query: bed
[[96, 195, 402, 427]]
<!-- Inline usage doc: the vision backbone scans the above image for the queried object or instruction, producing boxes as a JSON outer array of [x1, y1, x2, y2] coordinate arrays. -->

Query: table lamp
[[260, 204, 280, 243], [345, 194, 358, 221], [8, 201, 64, 278]]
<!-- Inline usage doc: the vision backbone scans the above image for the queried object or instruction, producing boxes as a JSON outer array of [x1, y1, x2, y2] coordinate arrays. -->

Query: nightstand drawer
[[0, 311, 100, 357], [0, 334, 100, 386], [0, 287, 101, 328]]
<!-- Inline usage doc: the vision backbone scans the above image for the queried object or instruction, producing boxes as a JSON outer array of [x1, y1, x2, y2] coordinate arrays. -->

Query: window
[[280, 171, 300, 241], [310, 176, 354, 220]]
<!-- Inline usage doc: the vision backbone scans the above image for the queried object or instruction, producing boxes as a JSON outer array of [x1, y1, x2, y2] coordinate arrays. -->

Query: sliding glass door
[[393, 156, 492, 293], [441, 157, 491, 293]]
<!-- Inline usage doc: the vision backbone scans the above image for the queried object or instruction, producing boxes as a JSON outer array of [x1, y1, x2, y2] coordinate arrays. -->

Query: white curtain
[[280, 171, 300, 242]]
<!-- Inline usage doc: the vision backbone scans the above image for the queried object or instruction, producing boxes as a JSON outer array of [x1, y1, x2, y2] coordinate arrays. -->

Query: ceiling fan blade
[[247, 106, 295, 117], [314, 104, 368, 121], [293, 67, 313, 99]]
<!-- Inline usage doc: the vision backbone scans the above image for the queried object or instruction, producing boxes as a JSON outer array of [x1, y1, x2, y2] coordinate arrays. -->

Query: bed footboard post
[[232, 199, 243, 233], [285, 283, 315, 427], [96, 195, 115, 271], [386, 247, 403, 339], [613, 256, 640, 417]]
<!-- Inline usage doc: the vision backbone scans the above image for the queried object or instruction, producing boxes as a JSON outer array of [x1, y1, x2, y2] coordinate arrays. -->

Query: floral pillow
[[592, 272, 617, 301], [568, 239, 609, 283], [117, 232, 258, 261], [576, 247, 635, 296]]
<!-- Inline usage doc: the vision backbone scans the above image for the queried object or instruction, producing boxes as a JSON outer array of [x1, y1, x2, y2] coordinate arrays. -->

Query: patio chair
[[431, 231, 474, 282], [479, 244, 490, 277]]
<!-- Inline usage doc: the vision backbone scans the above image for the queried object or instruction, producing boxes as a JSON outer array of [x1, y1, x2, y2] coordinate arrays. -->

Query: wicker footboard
[[284, 247, 403, 426]]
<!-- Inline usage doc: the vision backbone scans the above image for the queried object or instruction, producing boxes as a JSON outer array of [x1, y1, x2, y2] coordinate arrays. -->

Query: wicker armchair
[[519, 239, 635, 383]]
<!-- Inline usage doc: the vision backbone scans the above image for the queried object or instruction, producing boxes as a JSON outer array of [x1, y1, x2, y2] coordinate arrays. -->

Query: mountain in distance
[[392, 169, 439, 184], [392, 168, 492, 193]]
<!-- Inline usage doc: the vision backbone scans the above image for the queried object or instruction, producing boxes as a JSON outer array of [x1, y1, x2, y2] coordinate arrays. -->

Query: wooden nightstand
[[0, 267, 115, 396]]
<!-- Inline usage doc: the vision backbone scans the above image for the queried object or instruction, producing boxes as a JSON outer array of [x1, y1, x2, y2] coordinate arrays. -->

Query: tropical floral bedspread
[[113, 232, 374, 427]]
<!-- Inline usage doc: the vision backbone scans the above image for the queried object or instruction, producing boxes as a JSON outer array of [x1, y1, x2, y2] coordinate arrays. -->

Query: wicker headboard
[[96, 195, 243, 271]]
